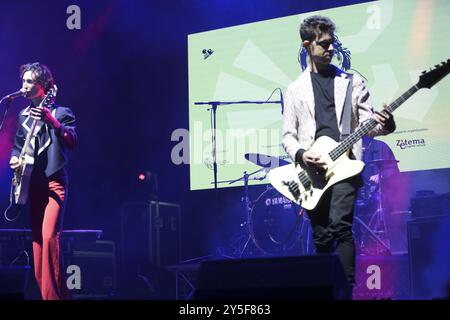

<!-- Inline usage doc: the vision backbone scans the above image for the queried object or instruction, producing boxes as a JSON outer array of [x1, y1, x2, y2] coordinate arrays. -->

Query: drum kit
[[218, 152, 399, 257], [216, 153, 314, 258]]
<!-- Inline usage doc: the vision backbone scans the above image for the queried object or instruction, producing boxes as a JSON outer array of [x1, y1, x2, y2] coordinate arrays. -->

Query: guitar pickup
[[283, 181, 300, 199]]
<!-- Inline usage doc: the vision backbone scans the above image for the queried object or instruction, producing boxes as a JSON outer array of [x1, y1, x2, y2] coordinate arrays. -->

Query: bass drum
[[248, 187, 312, 256]]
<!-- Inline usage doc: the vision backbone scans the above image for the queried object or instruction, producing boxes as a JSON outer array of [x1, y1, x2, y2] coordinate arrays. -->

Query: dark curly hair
[[19, 62, 54, 93], [299, 15, 336, 43], [298, 15, 351, 71]]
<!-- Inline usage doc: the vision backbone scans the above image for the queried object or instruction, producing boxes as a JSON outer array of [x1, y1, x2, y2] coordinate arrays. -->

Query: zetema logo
[[396, 138, 426, 150]]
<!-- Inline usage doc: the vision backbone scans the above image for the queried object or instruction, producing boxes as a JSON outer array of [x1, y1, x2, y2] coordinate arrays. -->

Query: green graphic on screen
[[188, 0, 450, 190]]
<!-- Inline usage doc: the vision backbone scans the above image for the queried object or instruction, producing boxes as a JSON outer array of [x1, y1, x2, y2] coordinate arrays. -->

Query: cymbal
[[244, 153, 289, 168], [366, 158, 399, 166]]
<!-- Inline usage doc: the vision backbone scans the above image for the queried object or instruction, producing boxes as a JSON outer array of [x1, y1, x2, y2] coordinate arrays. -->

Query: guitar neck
[[17, 87, 57, 160], [19, 118, 39, 159], [329, 84, 420, 161]]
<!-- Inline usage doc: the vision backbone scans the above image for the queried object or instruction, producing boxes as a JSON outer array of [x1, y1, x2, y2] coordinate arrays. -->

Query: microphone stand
[[0, 96, 13, 131], [193, 99, 282, 190], [194, 95, 283, 260]]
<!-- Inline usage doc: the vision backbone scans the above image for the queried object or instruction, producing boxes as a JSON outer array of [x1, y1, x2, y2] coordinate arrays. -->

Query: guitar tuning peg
[[421, 70, 426, 74], [435, 64, 440, 68]]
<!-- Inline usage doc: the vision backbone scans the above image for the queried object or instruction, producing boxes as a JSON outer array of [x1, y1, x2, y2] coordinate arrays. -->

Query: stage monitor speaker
[[0, 266, 31, 300], [194, 254, 351, 300], [408, 214, 450, 299]]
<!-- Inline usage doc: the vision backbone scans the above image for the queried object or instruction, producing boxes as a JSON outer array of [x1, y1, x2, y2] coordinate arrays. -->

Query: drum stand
[[355, 160, 393, 255], [216, 169, 267, 257], [237, 170, 267, 257], [297, 209, 313, 255], [354, 216, 391, 254]]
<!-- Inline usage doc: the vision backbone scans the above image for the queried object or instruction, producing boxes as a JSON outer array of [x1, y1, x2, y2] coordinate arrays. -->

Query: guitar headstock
[[417, 59, 450, 89], [40, 85, 58, 108]]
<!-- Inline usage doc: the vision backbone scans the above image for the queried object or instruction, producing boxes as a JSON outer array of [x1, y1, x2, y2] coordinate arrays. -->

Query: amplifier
[[65, 240, 116, 300], [410, 192, 450, 218]]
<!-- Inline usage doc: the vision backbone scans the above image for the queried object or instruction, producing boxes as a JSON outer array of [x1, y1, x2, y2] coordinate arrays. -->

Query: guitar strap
[[340, 74, 353, 141], [37, 107, 57, 155], [27, 116, 43, 151]]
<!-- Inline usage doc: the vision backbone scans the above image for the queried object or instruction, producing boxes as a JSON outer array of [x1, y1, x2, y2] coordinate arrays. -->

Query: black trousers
[[306, 174, 362, 286]]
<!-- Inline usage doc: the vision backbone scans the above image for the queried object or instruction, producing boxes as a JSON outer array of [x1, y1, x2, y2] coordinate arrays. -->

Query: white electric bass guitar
[[268, 60, 450, 211], [11, 85, 58, 205]]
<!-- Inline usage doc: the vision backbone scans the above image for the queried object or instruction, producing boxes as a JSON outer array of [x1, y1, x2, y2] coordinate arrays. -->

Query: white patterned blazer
[[282, 65, 391, 162]]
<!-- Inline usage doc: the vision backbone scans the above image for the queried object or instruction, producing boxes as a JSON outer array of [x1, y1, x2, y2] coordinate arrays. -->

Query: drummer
[[362, 136, 399, 185], [361, 136, 400, 212]]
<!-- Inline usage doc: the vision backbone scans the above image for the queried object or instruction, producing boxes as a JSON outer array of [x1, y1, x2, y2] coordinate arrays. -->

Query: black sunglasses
[[315, 39, 335, 49]]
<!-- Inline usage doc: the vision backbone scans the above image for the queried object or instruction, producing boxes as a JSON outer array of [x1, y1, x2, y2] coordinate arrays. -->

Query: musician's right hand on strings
[[9, 156, 20, 170], [302, 150, 327, 169]]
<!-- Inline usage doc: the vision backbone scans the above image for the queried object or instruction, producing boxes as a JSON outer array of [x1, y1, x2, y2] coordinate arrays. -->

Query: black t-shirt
[[310, 69, 340, 142], [33, 133, 48, 173]]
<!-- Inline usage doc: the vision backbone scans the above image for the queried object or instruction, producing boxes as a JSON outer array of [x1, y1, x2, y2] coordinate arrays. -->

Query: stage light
[[136, 171, 158, 200]]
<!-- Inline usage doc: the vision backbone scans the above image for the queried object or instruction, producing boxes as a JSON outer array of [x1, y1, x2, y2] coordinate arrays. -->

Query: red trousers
[[29, 168, 68, 300]]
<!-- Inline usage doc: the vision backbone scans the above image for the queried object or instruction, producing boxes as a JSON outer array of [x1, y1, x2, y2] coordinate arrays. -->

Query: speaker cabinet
[[120, 201, 181, 299], [194, 254, 351, 300], [121, 201, 181, 269], [408, 215, 450, 299], [65, 240, 116, 300]]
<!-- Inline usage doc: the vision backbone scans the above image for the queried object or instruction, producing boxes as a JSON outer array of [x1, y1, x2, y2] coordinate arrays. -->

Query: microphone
[[3, 89, 27, 100]]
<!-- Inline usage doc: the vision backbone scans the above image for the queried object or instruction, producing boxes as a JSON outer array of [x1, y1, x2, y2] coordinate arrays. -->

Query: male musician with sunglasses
[[9, 62, 77, 300], [282, 16, 396, 288]]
